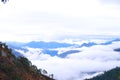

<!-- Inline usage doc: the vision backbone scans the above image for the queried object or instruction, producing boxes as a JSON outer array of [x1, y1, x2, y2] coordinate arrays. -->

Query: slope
[[0, 42, 54, 80]]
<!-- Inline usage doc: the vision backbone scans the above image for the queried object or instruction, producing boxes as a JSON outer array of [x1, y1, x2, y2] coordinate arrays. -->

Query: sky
[[0, 0, 120, 42]]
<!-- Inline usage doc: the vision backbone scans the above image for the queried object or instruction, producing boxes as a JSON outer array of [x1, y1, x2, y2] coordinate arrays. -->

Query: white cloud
[[15, 47, 51, 60], [60, 38, 108, 45], [30, 57, 120, 80], [15, 41, 120, 80], [67, 44, 120, 61]]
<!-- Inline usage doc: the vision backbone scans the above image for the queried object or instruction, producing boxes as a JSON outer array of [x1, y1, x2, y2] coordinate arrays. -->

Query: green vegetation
[[0, 42, 54, 80], [0, 51, 2, 57], [85, 67, 120, 80]]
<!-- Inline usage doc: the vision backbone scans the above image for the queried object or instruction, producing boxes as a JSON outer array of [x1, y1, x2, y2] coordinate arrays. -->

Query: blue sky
[[0, 0, 120, 42]]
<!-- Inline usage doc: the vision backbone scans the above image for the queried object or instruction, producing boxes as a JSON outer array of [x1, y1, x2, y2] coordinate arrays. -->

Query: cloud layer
[[15, 40, 120, 80]]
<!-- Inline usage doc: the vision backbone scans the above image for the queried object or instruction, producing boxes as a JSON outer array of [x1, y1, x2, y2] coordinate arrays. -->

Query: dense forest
[[0, 42, 54, 80], [85, 67, 120, 80]]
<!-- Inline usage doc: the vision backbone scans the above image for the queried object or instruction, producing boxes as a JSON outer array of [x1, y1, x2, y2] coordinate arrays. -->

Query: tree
[[37, 68, 42, 74], [0, 51, 2, 57], [31, 65, 38, 72], [42, 69, 47, 75], [18, 56, 32, 70], [49, 74, 54, 79]]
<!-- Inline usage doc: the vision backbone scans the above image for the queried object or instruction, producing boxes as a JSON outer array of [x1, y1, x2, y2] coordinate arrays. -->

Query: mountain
[[114, 48, 120, 52], [79, 42, 97, 47], [85, 67, 120, 80], [6, 38, 120, 58], [23, 41, 73, 49], [7, 38, 120, 48], [58, 50, 80, 58], [101, 38, 120, 45], [42, 49, 58, 56], [78, 38, 120, 48], [0, 42, 54, 80]]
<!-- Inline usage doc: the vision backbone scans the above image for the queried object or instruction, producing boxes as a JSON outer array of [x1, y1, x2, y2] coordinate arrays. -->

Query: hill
[[85, 67, 120, 80], [0, 42, 54, 80]]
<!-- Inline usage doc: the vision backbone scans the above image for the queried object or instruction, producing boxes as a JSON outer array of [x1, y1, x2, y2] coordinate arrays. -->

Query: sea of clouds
[[15, 40, 120, 80]]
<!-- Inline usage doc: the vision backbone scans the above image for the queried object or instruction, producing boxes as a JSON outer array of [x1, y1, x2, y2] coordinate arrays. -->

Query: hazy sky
[[0, 0, 120, 42]]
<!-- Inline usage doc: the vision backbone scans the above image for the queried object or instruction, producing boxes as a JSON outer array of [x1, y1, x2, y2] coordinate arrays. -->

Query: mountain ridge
[[0, 42, 54, 80]]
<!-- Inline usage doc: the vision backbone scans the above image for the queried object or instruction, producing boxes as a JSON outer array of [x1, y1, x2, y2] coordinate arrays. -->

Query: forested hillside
[[0, 42, 54, 80], [85, 67, 120, 80]]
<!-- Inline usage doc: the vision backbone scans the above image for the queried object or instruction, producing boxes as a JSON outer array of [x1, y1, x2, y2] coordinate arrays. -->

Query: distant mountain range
[[7, 38, 120, 48], [6, 38, 120, 58], [58, 50, 80, 58], [23, 41, 73, 49]]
